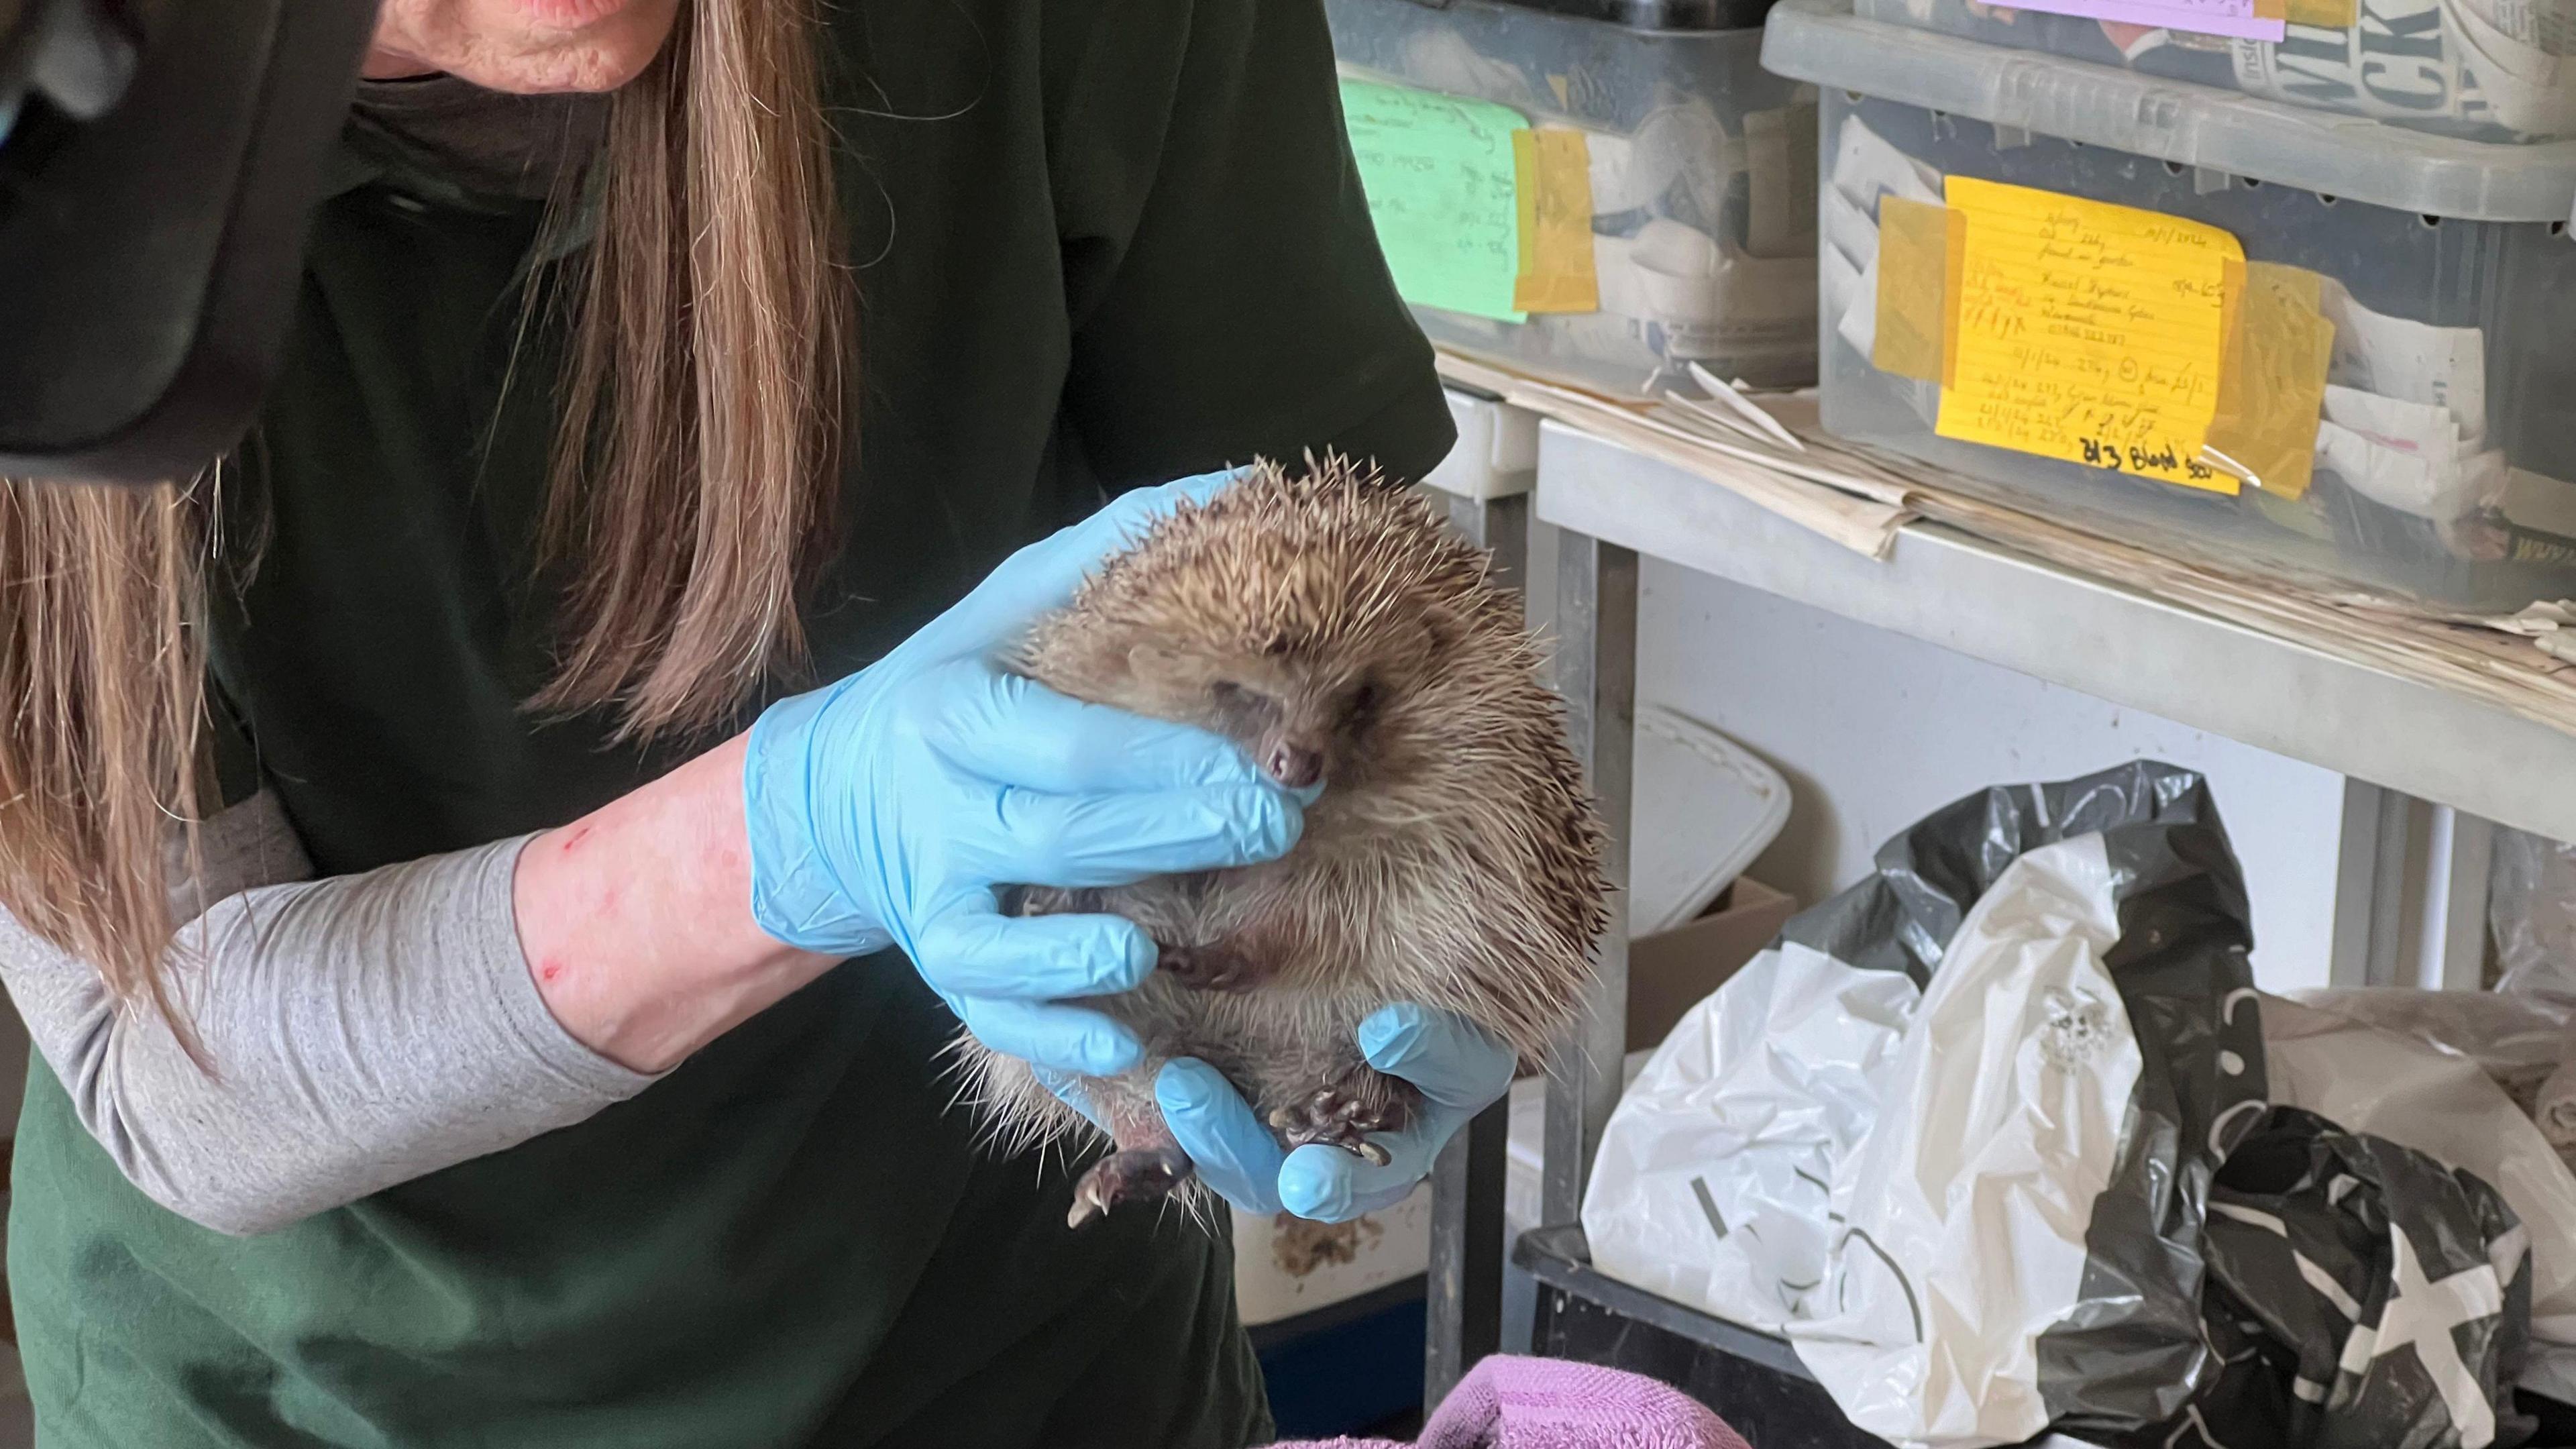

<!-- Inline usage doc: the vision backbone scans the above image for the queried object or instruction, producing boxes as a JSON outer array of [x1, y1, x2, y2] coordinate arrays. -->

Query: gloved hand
[[1156, 1004, 1518, 1222], [742, 470, 1307, 1079]]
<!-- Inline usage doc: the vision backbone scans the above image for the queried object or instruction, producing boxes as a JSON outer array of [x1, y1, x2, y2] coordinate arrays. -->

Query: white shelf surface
[[1536, 419, 2576, 847]]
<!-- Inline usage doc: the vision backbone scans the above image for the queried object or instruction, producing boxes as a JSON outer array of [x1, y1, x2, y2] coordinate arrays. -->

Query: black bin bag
[[2174, 1106, 2536, 1449]]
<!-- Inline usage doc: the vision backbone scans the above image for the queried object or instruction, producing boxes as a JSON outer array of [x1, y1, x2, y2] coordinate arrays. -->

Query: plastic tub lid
[[1760, 0, 2576, 222], [1630, 706, 1791, 936], [1378, 0, 1780, 34]]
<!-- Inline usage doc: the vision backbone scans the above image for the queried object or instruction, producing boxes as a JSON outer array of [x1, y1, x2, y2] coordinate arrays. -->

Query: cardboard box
[[1625, 877, 1797, 1052]]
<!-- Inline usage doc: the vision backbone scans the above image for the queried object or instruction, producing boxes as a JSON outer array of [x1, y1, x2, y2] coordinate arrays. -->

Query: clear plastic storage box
[[1327, 0, 1822, 397], [1847, 0, 2576, 144], [1764, 0, 2576, 608]]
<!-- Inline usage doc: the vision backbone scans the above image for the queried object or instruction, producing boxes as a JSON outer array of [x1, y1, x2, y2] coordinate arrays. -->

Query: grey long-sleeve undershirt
[[0, 790, 658, 1236]]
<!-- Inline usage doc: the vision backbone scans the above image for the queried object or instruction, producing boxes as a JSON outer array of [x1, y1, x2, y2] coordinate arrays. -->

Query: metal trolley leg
[[1442, 490, 1529, 592], [1540, 532, 1637, 1229], [1424, 490, 1532, 1408]]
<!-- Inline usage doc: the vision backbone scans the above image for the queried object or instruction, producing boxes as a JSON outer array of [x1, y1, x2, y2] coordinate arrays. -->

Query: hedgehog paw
[[1157, 941, 1266, 993], [1069, 1145, 1196, 1228], [1265, 1075, 1416, 1166], [1005, 885, 1099, 918]]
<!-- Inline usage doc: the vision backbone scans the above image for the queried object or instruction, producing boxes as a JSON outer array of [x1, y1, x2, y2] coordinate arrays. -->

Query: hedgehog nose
[[1265, 742, 1325, 790]]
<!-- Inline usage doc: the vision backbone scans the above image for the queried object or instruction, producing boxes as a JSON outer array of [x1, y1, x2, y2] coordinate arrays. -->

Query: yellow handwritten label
[[1934, 176, 2245, 493], [1513, 129, 1601, 315], [2287, 0, 2357, 25]]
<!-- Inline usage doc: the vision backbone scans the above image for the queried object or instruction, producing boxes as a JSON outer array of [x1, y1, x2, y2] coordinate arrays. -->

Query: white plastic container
[[1328, 0, 1821, 398], [1232, 1185, 1434, 1328], [1765, 0, 2576, 608], [1422, 388, 1542, 501], [1630, 706, 1791, 935], [1849, 0, 2576, 144]]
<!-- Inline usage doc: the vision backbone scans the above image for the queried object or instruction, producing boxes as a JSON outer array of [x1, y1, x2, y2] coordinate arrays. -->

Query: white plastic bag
[[1790, 836, 2150, 1448], [1582, 939, 1918, 1330]]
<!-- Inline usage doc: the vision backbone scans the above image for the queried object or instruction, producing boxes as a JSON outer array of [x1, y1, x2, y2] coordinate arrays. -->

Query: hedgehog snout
[[1263, 739, 1326, 790]]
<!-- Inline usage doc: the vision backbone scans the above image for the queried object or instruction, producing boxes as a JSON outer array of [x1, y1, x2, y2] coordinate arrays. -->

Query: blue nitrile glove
[[1154, 1004, 1518, 1222], [742, 470, 1307, 1079]]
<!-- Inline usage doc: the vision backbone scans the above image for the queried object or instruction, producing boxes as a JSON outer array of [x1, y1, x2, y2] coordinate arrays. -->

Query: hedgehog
[[953, 454, 1611, 1227]]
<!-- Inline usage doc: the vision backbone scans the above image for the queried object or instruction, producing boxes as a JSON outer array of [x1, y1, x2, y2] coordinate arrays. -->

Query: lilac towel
[[1268, 1354, 1750, 1449]]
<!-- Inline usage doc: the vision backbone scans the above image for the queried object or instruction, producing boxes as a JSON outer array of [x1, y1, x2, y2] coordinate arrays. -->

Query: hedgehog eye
[[1210, 680, 1278, 724], [1343, 680, 1382, 726]]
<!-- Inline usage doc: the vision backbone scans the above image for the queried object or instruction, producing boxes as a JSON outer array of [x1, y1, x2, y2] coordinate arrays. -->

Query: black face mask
[[0, 0, 379, 485]]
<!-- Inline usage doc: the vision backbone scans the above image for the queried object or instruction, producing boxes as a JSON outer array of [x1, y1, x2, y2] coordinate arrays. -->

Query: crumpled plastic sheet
[[2182, 1107, 2534, 1449], [2271, 988, 2576, 1404], [2489, 828, 2576, 1005], [1587, 763, 2545, 1449]]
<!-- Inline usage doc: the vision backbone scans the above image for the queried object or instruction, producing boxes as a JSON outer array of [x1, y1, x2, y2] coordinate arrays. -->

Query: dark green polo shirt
[[6, 2, 1452, 1444]]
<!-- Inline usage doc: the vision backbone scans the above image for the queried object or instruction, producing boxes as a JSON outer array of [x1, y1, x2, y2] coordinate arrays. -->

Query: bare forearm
[[0, 794, 656, 1235], [0, 739, 837, 1235], [513, 734, 839, 1074]]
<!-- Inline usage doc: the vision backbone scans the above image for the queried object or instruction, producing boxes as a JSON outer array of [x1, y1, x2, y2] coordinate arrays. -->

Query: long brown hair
[[0, 0, 853, 1034]]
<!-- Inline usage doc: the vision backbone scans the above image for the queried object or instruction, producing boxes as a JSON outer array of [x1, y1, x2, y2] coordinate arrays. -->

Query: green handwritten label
[[1340, 78, 1528, 324]]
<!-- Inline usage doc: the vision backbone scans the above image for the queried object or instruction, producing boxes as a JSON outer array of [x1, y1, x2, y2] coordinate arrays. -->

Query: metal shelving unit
[[1419, 403, 2576, 1430]]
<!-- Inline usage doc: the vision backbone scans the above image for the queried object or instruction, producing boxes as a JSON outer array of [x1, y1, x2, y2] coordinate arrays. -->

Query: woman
[[0, 1, 1509, 1444]]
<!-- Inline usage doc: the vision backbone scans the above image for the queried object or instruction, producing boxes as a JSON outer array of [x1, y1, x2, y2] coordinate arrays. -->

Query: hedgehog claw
[[1267, 1073, 1417, 1167], [1068, 1146, 1195, 1228], [1159, 942, 1266, 993]]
